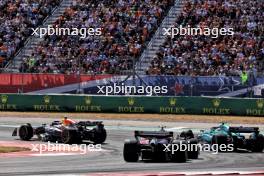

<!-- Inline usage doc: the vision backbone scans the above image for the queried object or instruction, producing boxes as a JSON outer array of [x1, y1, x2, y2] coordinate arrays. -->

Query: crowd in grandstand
[[0, 0, 61, 68], [20, 0, 173, 74], [147, 0, 264, 76], [2, 0, 263, 77]]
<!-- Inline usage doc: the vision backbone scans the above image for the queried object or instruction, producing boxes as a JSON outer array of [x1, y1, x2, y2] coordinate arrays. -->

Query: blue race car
[[123, 127, 199, 163]]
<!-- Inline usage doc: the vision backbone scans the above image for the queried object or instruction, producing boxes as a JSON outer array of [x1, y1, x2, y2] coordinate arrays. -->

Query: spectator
[[20, 0, 174, 74], [147, 0, 264, 76], [0, 0, 61, 68]]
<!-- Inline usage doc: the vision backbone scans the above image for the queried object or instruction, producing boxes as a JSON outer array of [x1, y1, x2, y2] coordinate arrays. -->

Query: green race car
[[198, 123, 264, 152]]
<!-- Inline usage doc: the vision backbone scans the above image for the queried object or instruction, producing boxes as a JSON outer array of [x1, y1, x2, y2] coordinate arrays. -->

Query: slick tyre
[[123, 140, 139, 162], [154, 143, 168, 162], [171, 140, 188, 162], [248, 134, 264, 152], [211, 135, 228, 152], [180, 130, 194, 139], [92, 128, 107, 144], [187, 138, 199, 159], [19, 124, 33, 141], [61, 128, 79, 144]]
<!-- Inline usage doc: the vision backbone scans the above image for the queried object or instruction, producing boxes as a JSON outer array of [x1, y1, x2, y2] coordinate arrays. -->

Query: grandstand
[[0, 0, 263, 97], [146, 0, 264, 76], [3, 0, 174, 74], [0, 0, 62, 69]]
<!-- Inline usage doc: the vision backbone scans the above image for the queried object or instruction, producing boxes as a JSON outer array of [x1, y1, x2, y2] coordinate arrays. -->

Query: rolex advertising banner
[[0, 94, 264, 116]]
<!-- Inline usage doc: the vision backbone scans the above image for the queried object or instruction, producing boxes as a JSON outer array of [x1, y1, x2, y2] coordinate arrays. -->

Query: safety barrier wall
[[0, 94, 264, 116], [0, 74, 112, 93]]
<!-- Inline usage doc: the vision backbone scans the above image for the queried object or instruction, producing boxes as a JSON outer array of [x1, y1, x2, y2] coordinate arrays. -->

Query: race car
[[123, 127, 199, 162], [12, 120, 107, 144], [178, 129, 200, 159], [198, 123, 264, 152]]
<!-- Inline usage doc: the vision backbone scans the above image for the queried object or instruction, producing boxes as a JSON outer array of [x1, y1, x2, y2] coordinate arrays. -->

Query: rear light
[[139, 138, 150, 144]]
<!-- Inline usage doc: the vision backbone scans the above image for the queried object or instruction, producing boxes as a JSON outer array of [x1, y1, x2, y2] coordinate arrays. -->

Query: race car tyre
[[248, 134, 264, 152], [92, 128, 107, 144], [19, 124, 33, 141], [61, 128, 79, 144], [154, 143, 168, 161], [187, 138, 199, 159], [180, 130, 194, 139], [232, 136, 244, 152], [123, 140, 139, 162], [171, 140, 188, 162], [211, 135, 228, 152]]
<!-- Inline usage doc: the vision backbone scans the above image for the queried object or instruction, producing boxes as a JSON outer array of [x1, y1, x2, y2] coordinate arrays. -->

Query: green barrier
[[0, 94, 263, 116]]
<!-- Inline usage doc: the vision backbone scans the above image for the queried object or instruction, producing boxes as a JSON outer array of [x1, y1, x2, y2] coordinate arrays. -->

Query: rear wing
[[229, 127, 259, 133], [135, 131, 173, 138], [77, 121, 103, 126]]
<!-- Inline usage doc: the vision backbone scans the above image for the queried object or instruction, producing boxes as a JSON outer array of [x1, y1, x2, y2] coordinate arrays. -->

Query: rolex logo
[[169, 98, 177, 106], [1, 95, 8, 104], [43, 95, 51, 104], [85, 97, 92, 105], [212, 98, 221, 108], [128, 97, 135, 106], [256, 99, 264, 109]]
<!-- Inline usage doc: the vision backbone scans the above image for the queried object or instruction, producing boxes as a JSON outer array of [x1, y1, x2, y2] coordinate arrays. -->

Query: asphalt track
[[0, 117, 263, 176]]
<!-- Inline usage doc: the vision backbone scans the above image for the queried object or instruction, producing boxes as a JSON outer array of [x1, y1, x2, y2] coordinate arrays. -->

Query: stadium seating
[[2, 0, 263, 77], [20, 0, 174, 74], [0, 0, 61, 68], [147, 0, 263, 76]]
